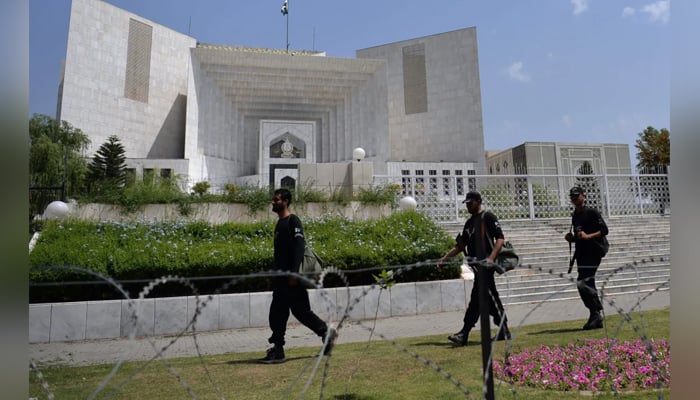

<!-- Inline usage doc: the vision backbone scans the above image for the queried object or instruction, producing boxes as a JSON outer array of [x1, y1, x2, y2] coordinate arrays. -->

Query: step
[[497, 273, 669, 293], [514, 245, 670, 256], [502, 285, 669, 306], [500, 281, 669, 305], [498, 267, 670, 285]]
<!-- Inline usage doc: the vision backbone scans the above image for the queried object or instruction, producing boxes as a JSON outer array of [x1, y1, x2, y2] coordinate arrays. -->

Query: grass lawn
[[29, 308, 669, 399]]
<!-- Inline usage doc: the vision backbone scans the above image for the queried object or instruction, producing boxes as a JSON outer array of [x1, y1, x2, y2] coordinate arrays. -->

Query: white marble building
[[58, 0, 486, 189]]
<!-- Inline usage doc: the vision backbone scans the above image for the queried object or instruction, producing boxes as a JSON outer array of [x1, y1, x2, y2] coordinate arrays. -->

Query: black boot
[[448, 330, 469, 346], [583, 310, 603, 330], [259, 344, 286, 364]]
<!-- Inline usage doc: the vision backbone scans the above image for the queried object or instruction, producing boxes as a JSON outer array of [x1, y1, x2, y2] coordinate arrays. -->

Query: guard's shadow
[[412, 341, 480, 347], [529, 327, 583, 335], [226, 354, 315, 365]]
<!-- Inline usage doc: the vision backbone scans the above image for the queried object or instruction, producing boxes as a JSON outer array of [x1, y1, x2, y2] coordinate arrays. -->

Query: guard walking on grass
[[565, 186, 609, 330], [259, 188, 337, 364], [437, 191, 511, 346]]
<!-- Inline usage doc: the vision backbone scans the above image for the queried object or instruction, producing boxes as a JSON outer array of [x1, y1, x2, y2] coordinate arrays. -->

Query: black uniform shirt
[[571, 206, 608, 255], [458, 211, 504, 260], [273, 214, 305, 272]]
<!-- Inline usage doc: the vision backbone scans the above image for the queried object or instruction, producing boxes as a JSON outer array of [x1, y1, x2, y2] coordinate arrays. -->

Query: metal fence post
[[527, 177, 535, 220], [602, 172, 611, 217]]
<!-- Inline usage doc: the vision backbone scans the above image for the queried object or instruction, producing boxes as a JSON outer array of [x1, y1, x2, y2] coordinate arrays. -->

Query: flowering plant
[[493, 338, 670, 392]]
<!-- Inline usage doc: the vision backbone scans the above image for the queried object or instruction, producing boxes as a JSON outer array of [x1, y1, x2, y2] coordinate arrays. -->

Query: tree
[[29, 114, 91, 189], [635, 126, 670, 174], [635, 126, 670, 213], [29, 114, 90, 217], [87, 135, 127, 193]]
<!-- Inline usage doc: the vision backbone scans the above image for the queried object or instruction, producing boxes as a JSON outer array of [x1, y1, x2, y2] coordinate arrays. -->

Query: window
[[125, 168, 136, 185], [160, 169, 172, 179], [416, 177, 425, 195], [429, 177, 438, 195], [415, 170, 424, 176], [401, 177, 411, 195], [429, 170, 437, 176], [143, 168, 155, 184], [456, 177, 464, 196], [442, 170, 450, 176], [401, 169, 410, 176]]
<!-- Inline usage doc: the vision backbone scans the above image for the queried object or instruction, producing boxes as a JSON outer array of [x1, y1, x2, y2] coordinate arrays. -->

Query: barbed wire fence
[[30, 253, 670, 399]]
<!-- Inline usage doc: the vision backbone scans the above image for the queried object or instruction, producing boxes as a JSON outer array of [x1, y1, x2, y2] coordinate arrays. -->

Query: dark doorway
[[269, 163, 298, 189]]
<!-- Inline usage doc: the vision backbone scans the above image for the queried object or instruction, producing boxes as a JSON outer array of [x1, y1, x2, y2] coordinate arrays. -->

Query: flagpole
[[285, 0, 290, 53]]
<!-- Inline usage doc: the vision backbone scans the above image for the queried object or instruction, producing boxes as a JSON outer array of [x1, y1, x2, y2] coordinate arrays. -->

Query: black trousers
[[575, 252, 604, 312], [268, 280, 327, 347], [462, 270, 506, 331]]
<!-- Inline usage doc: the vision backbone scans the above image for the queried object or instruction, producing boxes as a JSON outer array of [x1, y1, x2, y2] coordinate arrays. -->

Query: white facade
[[59, 0, 487, 190]]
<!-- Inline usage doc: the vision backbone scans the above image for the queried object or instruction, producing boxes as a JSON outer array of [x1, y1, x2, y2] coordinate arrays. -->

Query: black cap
[[462, 191, 482, 203], [569, 186, 585, 196]]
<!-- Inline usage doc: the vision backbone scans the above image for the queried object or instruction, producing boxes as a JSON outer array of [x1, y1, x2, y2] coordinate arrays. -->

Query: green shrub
[[223, 183, 238, 197], [192, 181, 211, 196], [29, 211, 458, 302], [295, 180, 327, 204], [355, 183, 401, 206], [76, 178, 399, 215], [226, 185, 272, 213], [329, 185, 351, 206], [78, 174, 189, 213]]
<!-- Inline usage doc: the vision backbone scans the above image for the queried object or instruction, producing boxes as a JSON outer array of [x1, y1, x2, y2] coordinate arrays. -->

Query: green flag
[[281, 0, 288, 15]]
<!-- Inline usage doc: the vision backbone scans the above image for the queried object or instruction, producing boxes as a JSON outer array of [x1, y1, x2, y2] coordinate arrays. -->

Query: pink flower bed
[[493, 338, 670, 392]]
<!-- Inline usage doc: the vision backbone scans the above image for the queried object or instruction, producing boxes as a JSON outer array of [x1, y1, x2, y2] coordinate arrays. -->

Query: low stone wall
[[31, 201, 399, 343], [29, 279, 471, 343], [71, 201, 391, 224]]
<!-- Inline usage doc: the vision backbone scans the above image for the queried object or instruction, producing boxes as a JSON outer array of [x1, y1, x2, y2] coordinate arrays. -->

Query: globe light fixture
[[44, 201, 70, 220], [398, 196, 417, 210], [352, 147, 365, 162]]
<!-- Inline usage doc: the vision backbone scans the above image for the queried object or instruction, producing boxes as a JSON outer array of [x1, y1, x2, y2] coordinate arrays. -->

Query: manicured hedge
[[29, 211, 460, 302]]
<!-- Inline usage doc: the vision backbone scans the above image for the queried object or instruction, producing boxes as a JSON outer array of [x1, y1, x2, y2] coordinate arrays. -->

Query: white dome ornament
[[398, 196, 417, 210], [44, 201, 70, 220], [352, 147, 365, 162]]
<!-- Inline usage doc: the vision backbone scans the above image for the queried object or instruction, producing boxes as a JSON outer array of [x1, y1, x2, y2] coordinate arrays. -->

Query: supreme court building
[[58, 0, 487, 189]]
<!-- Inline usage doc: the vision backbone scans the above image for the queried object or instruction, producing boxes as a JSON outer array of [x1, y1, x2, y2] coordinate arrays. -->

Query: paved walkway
[[29, 291, 669, 367]]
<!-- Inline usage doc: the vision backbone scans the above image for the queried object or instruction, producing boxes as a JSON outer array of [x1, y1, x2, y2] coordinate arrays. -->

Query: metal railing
[[374, 172, 670, 223], [29, 186, 64, 220]]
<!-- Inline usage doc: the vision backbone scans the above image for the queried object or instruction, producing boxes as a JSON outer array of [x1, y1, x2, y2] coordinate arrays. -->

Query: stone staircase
[[442, 215, 670, 305]]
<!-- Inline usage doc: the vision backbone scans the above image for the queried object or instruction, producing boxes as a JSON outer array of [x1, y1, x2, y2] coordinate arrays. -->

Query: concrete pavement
[[29, 290, 669, 367]]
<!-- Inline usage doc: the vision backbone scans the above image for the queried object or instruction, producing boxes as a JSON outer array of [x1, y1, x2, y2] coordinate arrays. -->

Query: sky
[[29, 0, 671, 165]]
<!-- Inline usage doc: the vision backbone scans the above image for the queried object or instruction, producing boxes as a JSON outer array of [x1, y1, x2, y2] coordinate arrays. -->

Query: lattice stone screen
[[374, 172, 670, 223], [124, 19, 153, 103]]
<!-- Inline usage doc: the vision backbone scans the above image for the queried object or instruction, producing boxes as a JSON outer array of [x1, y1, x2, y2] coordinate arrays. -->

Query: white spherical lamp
[[352, 147, 366, 162], [399, 196, 417, 210], [44, 200, 70, 220]]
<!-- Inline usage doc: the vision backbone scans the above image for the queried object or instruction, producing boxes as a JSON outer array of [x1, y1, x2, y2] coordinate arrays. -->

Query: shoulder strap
[[479, 211, 492, 255]]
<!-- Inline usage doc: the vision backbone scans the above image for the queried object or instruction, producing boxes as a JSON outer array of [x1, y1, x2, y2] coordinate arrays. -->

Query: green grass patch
[[29, 308, 669, 399]]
